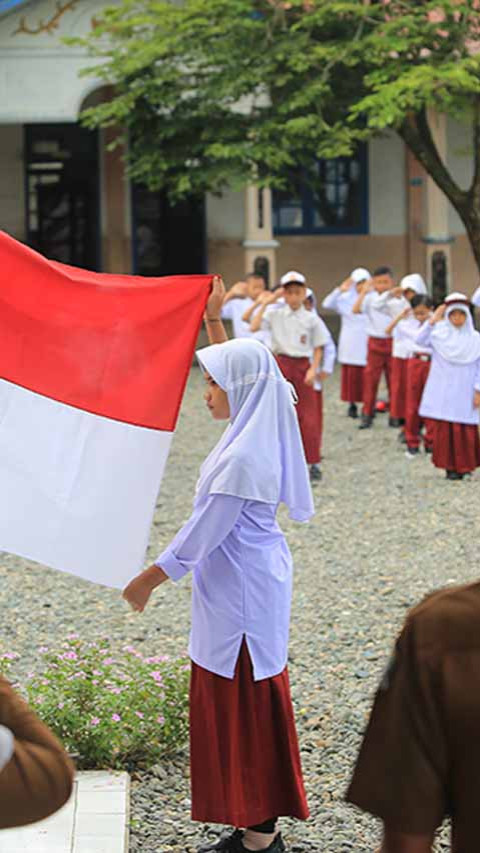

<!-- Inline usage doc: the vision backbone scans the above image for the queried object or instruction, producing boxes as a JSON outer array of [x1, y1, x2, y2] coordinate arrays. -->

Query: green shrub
[[1, 638, 190, 770]]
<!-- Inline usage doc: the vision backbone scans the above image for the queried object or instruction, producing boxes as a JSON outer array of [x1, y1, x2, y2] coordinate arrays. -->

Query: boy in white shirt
[[251, 271, 328, 482], [352, 265, 395, 429]]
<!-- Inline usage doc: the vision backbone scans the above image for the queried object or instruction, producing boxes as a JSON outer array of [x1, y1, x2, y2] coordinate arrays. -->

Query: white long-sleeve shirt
[[156, 494, 293, 681], [359, 291, 393, 339], [221, 297, 271, 347], [417, 323, 480, 425], [322, 288, 367, 366], [313, 316, 336, 391]]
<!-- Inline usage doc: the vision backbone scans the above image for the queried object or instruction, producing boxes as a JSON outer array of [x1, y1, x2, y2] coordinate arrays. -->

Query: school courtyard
[[1, 366, 474, 852]]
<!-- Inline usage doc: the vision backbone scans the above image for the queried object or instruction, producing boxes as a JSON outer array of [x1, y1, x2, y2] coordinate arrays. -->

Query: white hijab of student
[[344, 268, 371, 303], [431, 292, 480, 364], [195, 338, 314, 522], [400, 273, 428, 296]]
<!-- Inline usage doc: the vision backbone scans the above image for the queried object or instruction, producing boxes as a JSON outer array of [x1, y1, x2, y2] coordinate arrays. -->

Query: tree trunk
[[397, 109, 480, 280]]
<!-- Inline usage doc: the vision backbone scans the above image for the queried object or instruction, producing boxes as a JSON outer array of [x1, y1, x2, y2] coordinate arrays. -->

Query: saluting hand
[[205, 275, 225, 321], [229, 280, 249, 298], [339, 277, 353, 293], [429, 303, 447, 325]]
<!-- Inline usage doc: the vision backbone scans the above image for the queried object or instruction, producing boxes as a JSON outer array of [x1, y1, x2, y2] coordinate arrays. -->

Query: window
[[273, 147, 368, 236]]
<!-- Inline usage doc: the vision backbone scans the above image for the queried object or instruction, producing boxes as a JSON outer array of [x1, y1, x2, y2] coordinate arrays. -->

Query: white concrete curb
[[0, 770, 130, 852]]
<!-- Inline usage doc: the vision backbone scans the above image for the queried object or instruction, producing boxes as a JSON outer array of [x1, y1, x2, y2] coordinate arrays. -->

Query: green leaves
[[73, 0, 480, 201]]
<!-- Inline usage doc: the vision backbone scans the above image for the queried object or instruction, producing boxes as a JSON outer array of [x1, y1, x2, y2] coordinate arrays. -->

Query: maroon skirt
[[389, 356, 408, 420], [190, 642, 309, 827], [340, 364, 364, 403], [432, 420, 480, 474]]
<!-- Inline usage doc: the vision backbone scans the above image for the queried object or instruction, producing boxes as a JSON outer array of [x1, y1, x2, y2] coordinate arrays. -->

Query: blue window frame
[[273, 146, 368, 236]]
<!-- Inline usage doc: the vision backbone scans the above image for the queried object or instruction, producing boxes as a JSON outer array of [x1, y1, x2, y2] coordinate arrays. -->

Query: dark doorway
[[25, 124, 100, 271], [132, 185, 206, 276]]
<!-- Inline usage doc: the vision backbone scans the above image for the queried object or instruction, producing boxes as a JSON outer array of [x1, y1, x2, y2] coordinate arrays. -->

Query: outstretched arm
[[205, 276, 229, 344]]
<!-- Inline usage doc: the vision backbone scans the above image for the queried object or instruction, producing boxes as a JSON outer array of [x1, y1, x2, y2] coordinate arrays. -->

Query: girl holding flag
[[123, 278, 312, 853]]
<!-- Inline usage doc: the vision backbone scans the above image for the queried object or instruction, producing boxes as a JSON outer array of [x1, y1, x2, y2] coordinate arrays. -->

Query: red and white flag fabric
[[0, 231, 211, 589]]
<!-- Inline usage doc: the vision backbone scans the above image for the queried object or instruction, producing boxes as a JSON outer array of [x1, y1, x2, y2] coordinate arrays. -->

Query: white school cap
[[350, 267, 371, 284], [400, 273, 427, 295], [280, 270, 307, 286]]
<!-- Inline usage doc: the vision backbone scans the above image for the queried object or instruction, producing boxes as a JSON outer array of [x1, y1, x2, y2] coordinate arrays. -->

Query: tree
[[76, 0, 480, 270]]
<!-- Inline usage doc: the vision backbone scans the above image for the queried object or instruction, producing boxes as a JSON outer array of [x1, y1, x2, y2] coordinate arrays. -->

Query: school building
[[1, 0, 478, 305]]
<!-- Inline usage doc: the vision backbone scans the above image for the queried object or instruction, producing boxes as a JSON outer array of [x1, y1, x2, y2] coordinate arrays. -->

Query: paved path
[[0, 772, 129, 853]]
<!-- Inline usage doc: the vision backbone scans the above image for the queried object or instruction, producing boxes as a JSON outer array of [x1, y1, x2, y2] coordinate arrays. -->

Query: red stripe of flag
[[0, 232, 212, 431]]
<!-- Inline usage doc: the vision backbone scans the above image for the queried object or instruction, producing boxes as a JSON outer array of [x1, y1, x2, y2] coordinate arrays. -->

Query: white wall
[[0, 125, 25, 238], [368, 133, 407, 236], [206, 189, 244, 240], [0, 0, 115, 123]]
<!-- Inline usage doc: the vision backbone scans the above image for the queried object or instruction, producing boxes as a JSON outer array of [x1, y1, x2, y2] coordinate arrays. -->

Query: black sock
[[247, 819, 277, 834]]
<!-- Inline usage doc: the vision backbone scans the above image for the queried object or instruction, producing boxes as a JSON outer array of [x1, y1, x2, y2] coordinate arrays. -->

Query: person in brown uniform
[[346, 582, 480, 853], [0, 675, 74, 829]]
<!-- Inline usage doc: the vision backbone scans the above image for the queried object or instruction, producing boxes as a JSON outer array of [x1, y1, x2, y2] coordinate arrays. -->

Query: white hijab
[[401, 273, 428, 295], [431, 294, 480, 364], [195, 339, 314, 522]]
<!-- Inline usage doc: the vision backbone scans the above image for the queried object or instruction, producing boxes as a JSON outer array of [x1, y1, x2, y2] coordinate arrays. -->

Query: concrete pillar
[[422, 111, 454, 297], [243, 184, 279, 286], [101, 127, 132, 273]]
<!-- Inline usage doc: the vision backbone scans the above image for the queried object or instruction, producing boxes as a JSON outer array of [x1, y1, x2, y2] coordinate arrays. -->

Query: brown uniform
[[347, 582, 480, 852], [0, 675, 74, 829]]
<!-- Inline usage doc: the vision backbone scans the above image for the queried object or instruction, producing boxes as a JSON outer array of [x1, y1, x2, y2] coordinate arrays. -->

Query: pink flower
[[102, 658, 115, 665], [135, 711, 144, 719], [64, 651, 78, 660], [93, 670, 102, 676], [34, 696, 44, 705], [2, 653, 18, 660], [109, 687, 122, 695], [66, 633, 79, 640], [90, 717, 100, 726], [157, 715, 165, 725], [111, 714, 121, 722], [58, 702, 65, 709], [38, 647, 49, 654], [150, 671, 163, 684]]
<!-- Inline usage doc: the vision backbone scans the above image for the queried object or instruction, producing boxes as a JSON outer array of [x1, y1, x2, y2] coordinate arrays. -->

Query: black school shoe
[[310, 464, 322, 482], [197, 829, 286, 852], [388, 417, 402, 428], [347, 403, 358, 419], [359, 415, 373, 430], [446, 470, 464, 481]]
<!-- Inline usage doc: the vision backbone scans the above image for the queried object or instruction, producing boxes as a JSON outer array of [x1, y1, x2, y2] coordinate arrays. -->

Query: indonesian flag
[[0, 231, 211, 589]]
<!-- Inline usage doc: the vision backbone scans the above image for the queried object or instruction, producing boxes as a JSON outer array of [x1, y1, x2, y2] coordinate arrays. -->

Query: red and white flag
[[0, 231, 211, 589]]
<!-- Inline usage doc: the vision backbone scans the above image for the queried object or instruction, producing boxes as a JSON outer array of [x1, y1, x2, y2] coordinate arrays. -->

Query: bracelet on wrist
[[206, 316, 221, 322]]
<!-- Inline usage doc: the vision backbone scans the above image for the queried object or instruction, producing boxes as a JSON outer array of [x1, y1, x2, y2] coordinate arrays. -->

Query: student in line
[[123, 279, 312, 853], [416, 292, 480, 480], [250, 271, 328, 482], [305, 288, 336, 479], [385, 295, 435, 458], [376, 274, 428, 432], [221, 273, 269, 345], [322, 268, 370, 419], [352, 266, 395, 430]]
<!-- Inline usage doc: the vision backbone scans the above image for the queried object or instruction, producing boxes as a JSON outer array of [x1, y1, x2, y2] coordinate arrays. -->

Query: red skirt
[[316, 388, 323, 461], [190, 642, 309, 827], [276, 355, 320, 464], [389, 356, 408, 420], [341, 364, 364, 403], [432, 420, 480, 474]]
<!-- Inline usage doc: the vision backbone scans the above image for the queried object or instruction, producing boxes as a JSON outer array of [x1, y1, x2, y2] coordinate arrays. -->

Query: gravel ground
[[1, 365, 477, 852]]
